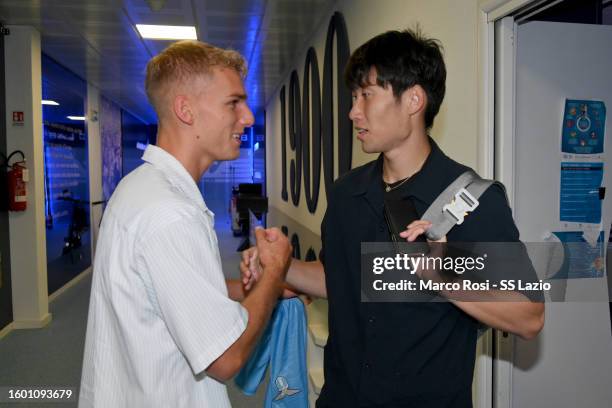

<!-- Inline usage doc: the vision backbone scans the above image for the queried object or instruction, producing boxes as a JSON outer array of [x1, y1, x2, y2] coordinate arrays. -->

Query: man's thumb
[[254, 227, 267, 245], [265, 228, 280, 242]]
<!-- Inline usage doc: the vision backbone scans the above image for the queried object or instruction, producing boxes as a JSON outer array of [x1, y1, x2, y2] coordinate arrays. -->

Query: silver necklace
[[384, 176, 411, 192]]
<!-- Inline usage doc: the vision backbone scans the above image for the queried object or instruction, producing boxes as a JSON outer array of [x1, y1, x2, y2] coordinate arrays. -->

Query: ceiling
[[0, 0, 335, 124]]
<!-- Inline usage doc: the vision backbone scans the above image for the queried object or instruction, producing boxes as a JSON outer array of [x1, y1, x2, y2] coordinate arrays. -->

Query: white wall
[[266, 0, 481, 234], [5, 26, 50, 329]]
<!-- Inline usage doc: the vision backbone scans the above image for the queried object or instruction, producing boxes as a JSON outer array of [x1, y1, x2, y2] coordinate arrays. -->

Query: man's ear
[[402, 85, 427, 117], [173, 94, 194, 125]]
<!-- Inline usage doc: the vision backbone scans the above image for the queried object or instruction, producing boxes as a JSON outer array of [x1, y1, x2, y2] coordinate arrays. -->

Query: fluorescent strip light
[[136, 24, 197, 40], [42, 100, 59, 106], [67, 116, 86, 121]]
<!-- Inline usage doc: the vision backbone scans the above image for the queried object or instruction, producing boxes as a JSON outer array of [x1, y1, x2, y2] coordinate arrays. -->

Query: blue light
[[244, 12, 264, 120]]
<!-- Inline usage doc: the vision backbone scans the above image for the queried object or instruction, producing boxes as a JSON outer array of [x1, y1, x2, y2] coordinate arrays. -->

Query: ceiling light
[[136, 24, 197, 40], [42, 100, 59, 106], [67, 116, 86, 121]]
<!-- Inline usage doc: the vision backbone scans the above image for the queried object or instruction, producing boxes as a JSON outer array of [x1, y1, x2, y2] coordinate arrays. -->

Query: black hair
[[344, 28, 446, 130]]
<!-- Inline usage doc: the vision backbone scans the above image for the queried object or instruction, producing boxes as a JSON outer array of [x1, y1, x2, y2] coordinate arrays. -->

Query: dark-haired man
[[242, 29, 544, 407]]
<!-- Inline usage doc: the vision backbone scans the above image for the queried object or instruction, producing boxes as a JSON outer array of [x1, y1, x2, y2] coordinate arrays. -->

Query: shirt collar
[[142, 145, 213, 216], [351, 136, 451, 206]]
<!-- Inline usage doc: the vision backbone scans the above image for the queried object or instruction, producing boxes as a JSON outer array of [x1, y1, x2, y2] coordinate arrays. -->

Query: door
[[503, 20, 612, 407]]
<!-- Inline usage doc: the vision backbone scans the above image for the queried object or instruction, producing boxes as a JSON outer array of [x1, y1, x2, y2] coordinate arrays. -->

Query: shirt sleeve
[[138, 216, 248, 375], [459, 183, 544, 301], [456, 182, 519, 242], [319, 186, 338, 268]]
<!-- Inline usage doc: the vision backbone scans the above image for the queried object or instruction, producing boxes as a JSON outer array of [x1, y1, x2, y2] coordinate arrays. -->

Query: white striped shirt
[[79, 145, 247, 408]]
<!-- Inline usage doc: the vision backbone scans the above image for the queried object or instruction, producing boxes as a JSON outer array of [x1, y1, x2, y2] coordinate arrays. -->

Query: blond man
[[79, 41, 291, 408]]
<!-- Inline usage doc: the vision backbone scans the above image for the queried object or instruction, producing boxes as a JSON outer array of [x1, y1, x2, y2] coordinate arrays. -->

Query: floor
[[0, 185, 268, 407]]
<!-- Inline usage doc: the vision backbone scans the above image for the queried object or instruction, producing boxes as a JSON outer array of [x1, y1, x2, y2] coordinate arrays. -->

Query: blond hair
[[145, 40, 247, 117]]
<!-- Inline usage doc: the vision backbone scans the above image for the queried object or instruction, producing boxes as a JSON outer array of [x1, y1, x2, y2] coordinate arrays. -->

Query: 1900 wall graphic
[[280, 12, 352, 213]]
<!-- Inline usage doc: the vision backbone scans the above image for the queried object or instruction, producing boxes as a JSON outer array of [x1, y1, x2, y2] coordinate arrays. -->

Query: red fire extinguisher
[[6, 151, 28, 212]]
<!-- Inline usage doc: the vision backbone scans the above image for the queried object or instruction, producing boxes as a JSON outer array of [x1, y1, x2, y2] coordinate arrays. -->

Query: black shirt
[[317, 138, 524, 408]]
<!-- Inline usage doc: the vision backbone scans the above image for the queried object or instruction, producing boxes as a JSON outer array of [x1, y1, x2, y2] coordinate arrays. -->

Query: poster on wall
[[43, 120, 91, 293], [561, 99, 606, 155], [100, 97, 123, 202], [43, 121, 89, 231], [549, 230, 605, 279], [559, 162, 604, 224]]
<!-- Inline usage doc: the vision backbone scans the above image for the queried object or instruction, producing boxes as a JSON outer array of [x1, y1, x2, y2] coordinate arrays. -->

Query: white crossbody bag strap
[[422, 171, 497, 240]]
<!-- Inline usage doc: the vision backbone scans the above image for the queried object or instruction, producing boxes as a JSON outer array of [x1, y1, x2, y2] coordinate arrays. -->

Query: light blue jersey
[[235, 298, 309, 407]]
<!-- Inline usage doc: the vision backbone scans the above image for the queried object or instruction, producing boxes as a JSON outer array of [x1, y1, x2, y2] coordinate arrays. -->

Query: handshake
[[240, 227, 294, 296]]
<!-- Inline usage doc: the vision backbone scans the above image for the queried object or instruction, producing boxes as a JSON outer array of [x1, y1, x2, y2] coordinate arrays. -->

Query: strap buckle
[[442, 188, 479, 225]]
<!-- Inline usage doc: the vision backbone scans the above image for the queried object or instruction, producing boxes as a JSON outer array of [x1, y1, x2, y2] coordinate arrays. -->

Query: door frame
[[476, 1, 538, 407]]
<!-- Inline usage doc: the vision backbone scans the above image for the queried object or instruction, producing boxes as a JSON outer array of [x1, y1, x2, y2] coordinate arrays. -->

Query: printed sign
[[12, 111, 24, 126], [561, 99, 606, 155], [559, 162, 604, 224]]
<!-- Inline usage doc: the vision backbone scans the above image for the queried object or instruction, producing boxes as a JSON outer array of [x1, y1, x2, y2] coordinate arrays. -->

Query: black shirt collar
[[351, 136, 452, 207]]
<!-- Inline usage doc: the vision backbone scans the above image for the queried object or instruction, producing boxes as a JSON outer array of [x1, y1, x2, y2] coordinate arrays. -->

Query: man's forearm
[[240, 273, 283, 337], [440, 287, 544, 339], [207, 272, 282, 381], [416, 259, 545, 339], [226, 279, 245, 301], [286, 259, 327, 298]]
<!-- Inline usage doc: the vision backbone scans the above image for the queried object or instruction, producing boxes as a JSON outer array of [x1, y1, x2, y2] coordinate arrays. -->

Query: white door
[[503, 20, 612, 408]]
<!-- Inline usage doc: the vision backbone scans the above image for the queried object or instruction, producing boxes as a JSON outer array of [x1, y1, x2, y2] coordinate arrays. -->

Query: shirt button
[[364, 363, 371, 369], [368, 316, 375, 323]]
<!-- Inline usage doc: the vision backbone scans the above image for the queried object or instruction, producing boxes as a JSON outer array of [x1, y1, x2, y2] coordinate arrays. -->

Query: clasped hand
[[241, 228, 298, 298]]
